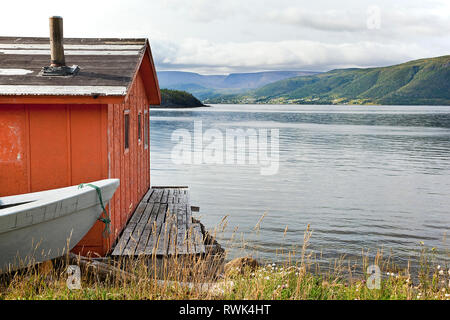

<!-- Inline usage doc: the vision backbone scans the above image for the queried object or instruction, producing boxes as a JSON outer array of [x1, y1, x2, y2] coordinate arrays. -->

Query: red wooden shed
[[0, 22, 161, 256]]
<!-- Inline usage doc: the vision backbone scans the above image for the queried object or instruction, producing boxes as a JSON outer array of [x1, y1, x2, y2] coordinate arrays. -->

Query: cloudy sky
[[1, 0, 449, 74]]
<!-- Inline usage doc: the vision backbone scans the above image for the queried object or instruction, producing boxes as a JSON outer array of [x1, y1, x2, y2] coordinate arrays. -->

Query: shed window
[[124, 111, 130, 150], [144, 110, 149, 149], [138, 113, 142, 143]]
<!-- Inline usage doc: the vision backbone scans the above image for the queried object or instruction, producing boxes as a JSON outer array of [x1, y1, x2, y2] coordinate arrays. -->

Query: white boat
[[0, 179, 119, 273]]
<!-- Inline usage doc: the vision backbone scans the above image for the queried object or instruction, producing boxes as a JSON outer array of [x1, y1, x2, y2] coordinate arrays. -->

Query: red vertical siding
[[0, 104, 106, 197], [0, 69, 152, 256], [29, 105, 70, 191], [106, 103, 115, 243], [70, 104, 108, 254], [0, 105, 29, 196], [113, 103, 122, 238], [74, 70, 150, 256], [70, 105, 104, 184]]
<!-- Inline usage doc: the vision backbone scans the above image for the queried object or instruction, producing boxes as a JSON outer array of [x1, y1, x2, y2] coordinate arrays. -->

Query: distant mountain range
[[204, 55, 450, 105], [157, 70, 319, 100]]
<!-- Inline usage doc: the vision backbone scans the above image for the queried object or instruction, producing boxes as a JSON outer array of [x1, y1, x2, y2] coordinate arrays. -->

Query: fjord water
[[150, 104, 450, 267]]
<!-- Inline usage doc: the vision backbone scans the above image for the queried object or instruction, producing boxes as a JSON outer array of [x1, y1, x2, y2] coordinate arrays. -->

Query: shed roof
[[0, 37, 160, 104]]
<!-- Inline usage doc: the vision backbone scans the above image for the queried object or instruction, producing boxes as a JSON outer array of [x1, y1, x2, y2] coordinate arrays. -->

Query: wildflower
[[445, 294, 450, 298], [264, 276, 270, 280], [437, 265, 441, 270], [386, 272, 390, 276], [439, 270, 444, 276]]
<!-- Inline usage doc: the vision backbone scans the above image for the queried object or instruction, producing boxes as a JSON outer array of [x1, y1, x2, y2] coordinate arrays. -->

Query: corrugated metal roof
[[0, 37, 148, 97]]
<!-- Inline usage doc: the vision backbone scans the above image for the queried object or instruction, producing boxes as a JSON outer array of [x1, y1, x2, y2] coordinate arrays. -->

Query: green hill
[[157, 89, 206, 108], [205, 55, 450, 105]]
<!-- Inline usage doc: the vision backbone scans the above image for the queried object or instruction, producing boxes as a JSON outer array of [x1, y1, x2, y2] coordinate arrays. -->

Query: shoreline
[[150, 104, 211, 109], [202, 102, 450, 107]]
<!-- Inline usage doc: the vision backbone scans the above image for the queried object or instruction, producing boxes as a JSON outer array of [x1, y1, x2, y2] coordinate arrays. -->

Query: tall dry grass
[[0, 220, 448, 300]]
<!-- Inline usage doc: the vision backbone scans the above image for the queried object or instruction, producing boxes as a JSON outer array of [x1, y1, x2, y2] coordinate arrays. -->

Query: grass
[[0, 224, 448, 300]]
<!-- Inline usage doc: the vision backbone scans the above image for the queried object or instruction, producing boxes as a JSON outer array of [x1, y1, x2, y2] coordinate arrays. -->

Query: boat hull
[[0, 179, 119, 273]]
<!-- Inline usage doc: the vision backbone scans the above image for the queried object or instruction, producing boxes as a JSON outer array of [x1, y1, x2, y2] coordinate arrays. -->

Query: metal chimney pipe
[[49, 16, 65, 67]]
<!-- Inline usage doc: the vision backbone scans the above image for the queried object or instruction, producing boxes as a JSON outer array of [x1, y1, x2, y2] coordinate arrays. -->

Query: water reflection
[[150, 105, 450, 268]]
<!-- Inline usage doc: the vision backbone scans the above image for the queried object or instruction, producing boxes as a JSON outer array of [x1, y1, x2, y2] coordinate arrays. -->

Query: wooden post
[[49, 16, 65, 67]]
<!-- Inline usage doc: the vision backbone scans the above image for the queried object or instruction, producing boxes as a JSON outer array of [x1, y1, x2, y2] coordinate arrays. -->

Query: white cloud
[[267, 8, 365, 32], [153, 38, 434, 74], [383, 9, 450, 36], [266, 6, 450, 37], [161, 0, 239, 23], [0, 0, 448, 74]]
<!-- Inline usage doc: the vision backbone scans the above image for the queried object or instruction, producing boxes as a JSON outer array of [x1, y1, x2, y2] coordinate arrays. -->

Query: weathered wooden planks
[[111, 187, 205, 257], [141, 188, 154, 203], [192, 224, 206, 254], [123, 203, 152, 254], [111, 201, 148, 256], [151, 203, 171, 255]]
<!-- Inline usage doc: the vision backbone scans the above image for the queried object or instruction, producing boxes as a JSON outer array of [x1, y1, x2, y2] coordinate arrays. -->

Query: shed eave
[[0, 85, 128, 95], [0, 94, 125, 104], [128, 41, 160, 105]]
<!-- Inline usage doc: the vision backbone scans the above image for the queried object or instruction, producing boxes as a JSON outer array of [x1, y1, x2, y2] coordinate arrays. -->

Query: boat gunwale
[[0, 179, 119, 219]]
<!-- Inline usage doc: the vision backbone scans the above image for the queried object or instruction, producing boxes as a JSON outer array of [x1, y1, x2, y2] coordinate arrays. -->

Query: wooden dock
[[111, 187, 205, 257]]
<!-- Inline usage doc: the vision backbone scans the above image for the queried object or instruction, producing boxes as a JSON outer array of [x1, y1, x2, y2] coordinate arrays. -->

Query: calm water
[[150, 104, 450, 267]]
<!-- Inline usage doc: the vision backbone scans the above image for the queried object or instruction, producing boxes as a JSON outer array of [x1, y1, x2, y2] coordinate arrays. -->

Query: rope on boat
[[78, 183, 111, 238]]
